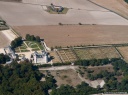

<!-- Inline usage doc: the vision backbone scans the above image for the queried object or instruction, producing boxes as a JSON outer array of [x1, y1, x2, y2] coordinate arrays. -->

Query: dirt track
[[14, 25, 128, 47], [90, 0, 128, 19]]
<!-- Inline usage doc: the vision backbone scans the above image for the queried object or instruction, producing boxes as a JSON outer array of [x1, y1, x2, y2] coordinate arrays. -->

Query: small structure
[[50, 3, 64, 12], [33, 51, 48, 64]]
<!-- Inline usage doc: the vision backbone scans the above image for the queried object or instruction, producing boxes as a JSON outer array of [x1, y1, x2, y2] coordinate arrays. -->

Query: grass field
[[74, 47, 120, 60]]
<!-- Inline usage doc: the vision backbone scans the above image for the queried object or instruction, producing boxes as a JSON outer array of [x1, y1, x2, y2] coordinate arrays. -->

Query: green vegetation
[[11, 37, 23, 48], [53, 62, 71, 66], [20, 50, 30, 52], [74, 58, 120, 66], [86, 59, 128, 92], [125, 0, 128, 3], [0, 53, 10, 64], [25, 34, 44, 50], [26, 41, 44, 50], [51, 82, 101, 95], [0, 62, 57, 95], [26, 34, 41, 42]]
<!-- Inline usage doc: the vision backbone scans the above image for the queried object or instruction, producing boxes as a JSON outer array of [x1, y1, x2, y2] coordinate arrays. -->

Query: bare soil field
[[0, 0, 21, 2], [14, 25, 128, 47], [117, 46, 128, 62], [79, 64, 114, 79], [0, 31, 10, 48], [41, 69, 82, 87], [0, 1, 128, 26], [87, 64, 114, 75], [90, 0, 128, 19]]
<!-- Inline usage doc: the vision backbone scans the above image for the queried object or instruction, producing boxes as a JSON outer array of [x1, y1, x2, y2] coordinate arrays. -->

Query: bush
[[53, 62, 71, 66], [38, 64, 52, 68]]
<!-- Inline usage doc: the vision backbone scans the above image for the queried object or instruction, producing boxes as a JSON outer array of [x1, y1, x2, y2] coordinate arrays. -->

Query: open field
[[90, 0, 128, 19], [0, 0, 21, 2], [14, 25, 128, 47], [74, 47, 120, 60], [87, 64, 114, 75], [0, 31, 10, 48], [41, 69, 82, 87], [117, 46, 128, 62], [0, 1, 128, 26]]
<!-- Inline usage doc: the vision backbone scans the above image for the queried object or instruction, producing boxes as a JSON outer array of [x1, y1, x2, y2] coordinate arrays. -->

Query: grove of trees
[[25, 34, 41, 42], [0, 61, 56, 95], [11, 37, 22, 48], [51, 82, 101, 95], [0, 53, 10, 64], [87, 59, 128, 92]]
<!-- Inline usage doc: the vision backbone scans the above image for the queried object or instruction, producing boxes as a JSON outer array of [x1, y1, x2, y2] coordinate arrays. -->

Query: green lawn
[[25, 41, 44, 50], [32, 48, 40, 51], [21, 50, 30, 52]]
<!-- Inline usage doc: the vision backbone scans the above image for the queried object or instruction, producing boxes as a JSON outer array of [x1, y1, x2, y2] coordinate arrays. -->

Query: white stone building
[[33, 51, 48, 64]]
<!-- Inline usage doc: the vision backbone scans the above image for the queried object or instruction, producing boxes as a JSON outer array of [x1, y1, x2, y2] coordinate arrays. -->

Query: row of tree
[[11, 37, 22, 48], [74, 58, 120, 66], [25, 34, 41, 42], [51, 82, 101, 95]]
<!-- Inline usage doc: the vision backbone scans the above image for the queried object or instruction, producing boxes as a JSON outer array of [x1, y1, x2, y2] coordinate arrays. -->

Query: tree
[[35, 36, 41, 42], [25, 34, 30, 40]]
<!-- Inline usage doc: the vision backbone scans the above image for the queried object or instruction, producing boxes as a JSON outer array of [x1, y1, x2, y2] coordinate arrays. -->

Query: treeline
[[38, 58, 120, 68], [0, 61, 57, 95], [87, 59, 128, 92], [0, 53, 10, 64], [51, 82, 101, 95], [37, 62, 71, 68], [75, 58, 120, 66], [26, 34, 41, 42], [11, 37, 22, 48]]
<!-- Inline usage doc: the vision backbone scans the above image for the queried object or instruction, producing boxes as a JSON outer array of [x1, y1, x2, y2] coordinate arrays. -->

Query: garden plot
[[63, 49, 78, 62], [15, 43, 29, 53], [57, 50, 69, 63], [74, 47, 120, 60], [25, 41, 44, 51], [49, 51, 62, 63], [57, 49, 78, 63]]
